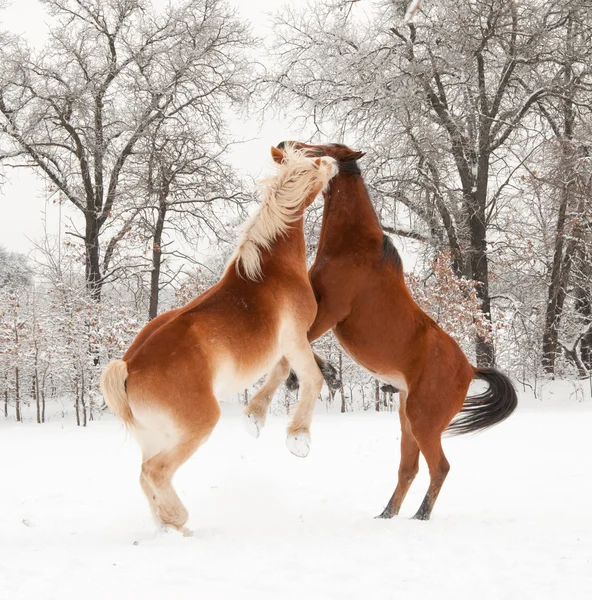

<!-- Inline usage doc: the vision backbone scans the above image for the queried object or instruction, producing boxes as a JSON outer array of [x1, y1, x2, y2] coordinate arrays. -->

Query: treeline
[[1, 0, 591, 423], [0, 243, 489, 422]]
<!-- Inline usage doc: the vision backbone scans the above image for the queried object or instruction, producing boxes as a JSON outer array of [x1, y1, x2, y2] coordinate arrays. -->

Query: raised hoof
[[286, 370, 299, 392], [180, 526, 194, 537], [243, 412, 262, 438], [286, 431, 311, 458]]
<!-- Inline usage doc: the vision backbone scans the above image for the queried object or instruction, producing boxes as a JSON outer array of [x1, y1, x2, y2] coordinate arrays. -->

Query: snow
[[2, 387, 592, 600]]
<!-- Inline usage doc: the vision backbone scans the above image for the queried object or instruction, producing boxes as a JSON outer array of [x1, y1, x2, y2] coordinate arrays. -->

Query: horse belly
[[212, 339, 283, 401], [333, 327, 408, 393]]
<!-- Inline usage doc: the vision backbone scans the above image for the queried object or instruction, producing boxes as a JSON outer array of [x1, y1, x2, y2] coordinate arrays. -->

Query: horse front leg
[[286, 301, 341, 392], [284, 340, 325, 458], [243, 357, 291, 438]]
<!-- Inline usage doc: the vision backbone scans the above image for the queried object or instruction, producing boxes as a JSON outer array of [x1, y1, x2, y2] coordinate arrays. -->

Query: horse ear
[[346, 151, 365, 161], [271, 146, 285, 164]]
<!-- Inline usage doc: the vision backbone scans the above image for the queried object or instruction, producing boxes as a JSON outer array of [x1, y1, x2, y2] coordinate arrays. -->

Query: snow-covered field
[[2, 385, 591, 600]]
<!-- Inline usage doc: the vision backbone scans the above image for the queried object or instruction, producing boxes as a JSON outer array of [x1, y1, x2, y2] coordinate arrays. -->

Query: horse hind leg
[[405, 400, 451, 521], [243, 357, 290, 438], [377, 393, 420, 519], [412, 433, 450, 520], [141, 445, 193, 536], [137, 401, 220, 535]]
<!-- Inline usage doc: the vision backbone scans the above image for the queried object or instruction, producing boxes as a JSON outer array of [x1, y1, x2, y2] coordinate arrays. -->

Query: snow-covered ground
[[2, 385, 591, 600]]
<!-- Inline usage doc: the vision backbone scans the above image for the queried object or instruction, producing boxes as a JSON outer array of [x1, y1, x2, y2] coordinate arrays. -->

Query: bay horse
[[244, 141, 518, 521], [101, 146, 338, 534]]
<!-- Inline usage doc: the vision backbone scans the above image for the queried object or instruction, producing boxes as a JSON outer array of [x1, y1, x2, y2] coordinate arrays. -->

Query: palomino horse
[[101, 146, 338, 534], [244, 141, 518, 521]]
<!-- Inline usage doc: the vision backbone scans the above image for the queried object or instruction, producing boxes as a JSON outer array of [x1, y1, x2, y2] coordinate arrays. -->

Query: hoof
[[375, 510, 394, 519], [412, 512, 430, 521], [157, 522, 170, 534], [243, 412, 262, 439], [286, 431, 311, 458], [160, 523, 194, 537]]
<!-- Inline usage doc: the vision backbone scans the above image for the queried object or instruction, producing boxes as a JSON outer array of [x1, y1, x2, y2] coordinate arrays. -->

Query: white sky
[[0, 0, 303, 254]]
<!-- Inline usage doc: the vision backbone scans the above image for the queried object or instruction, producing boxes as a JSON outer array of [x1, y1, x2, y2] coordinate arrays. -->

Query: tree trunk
[[148, 194, 168, 320], [579, 317, 592, 374], [41, 390, 46, 424], [468, 213, 494, 367], [573, 238, 592, 372], [542, 184, 571, 375], [15, 367, 21, 422], [375, 379, 380, 412], [541, 17, 577, 376], [470, 151, 495, 367], [541, 156, 577, 375], [85, 216, 102, 302], [339, 352, 346, 413], [80, 371, 87, 427], [34, 371, 41, 424], [581, 331, 592, 373], [75, 378, 80, 427], [541, 201, 583, 376]]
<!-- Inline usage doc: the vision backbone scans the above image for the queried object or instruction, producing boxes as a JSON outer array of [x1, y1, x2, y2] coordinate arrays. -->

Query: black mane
[[381, 235, 403, 272], [339, 159, 361, 174], [327, 143, 362, 174]]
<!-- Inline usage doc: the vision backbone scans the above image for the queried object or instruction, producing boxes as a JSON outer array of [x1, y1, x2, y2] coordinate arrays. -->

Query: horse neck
[[276, 214, 306, 257], [258, 214, 307, 271], [318, 173, 383, 251]]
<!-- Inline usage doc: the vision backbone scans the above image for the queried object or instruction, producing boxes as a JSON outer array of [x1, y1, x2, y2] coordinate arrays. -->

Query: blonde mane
[[230, 147, 336, 281]]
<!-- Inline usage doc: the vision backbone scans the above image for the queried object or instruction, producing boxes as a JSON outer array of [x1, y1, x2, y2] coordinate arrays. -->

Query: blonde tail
[[101, 360, 134, 427]]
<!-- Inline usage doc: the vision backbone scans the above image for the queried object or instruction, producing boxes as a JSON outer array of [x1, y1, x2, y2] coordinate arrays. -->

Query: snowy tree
[[0, 0, 254, 301], [0, 246, 31, 290], [266, 0, 588, 368], [0, 248, 32, 420], [129, 123, 249, 320]]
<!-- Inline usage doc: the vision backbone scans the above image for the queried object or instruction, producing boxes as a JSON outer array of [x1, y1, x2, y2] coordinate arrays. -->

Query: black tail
[[446, 367, 518, 436]]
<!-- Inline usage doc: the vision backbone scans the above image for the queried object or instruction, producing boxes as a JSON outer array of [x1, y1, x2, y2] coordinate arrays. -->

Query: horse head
[[276, 141, 365, 174]]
